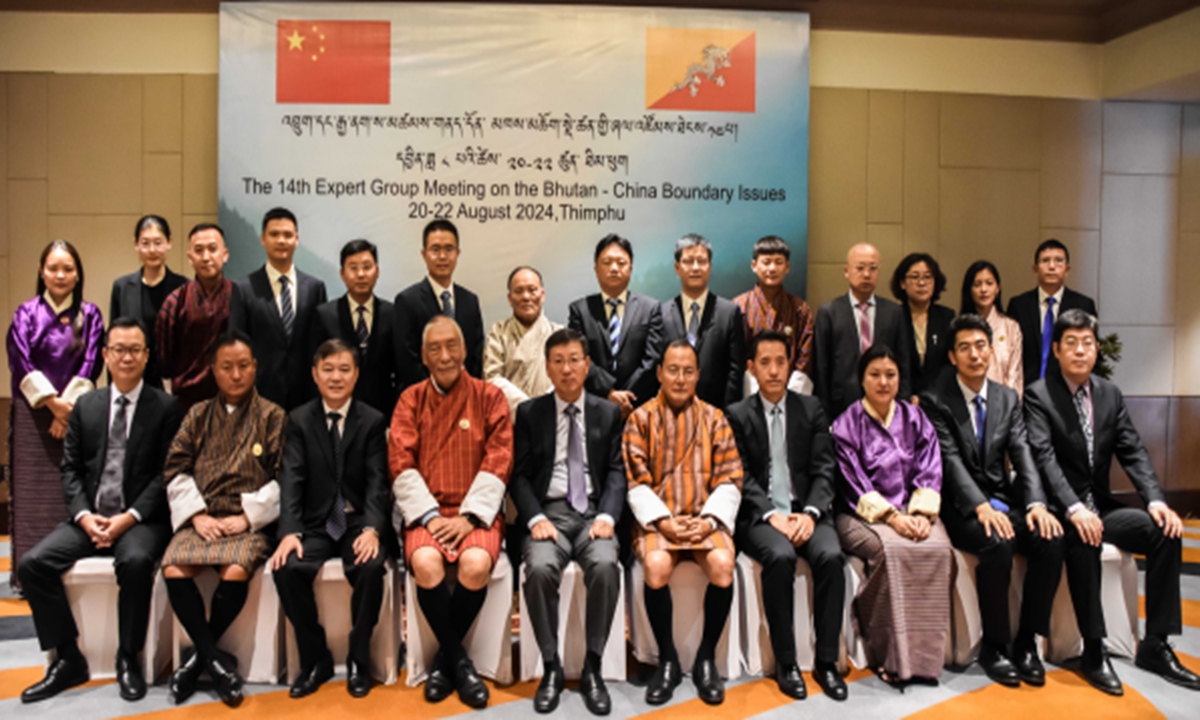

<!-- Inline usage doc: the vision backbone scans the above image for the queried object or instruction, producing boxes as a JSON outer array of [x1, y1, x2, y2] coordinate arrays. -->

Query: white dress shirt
[[1037, 286, 1065, 329], [348, 295, 374, 335], [265, 262, 299, 319], [78, 380, 145, 523], [428, 276, 455, 313], [759, 393, 823, 521], [527, 393, 615, 529], [848, 290, 877, 349]]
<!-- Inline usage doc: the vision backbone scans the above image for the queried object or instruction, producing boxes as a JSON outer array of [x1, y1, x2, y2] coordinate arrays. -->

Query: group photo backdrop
[[218, 2, 810, 322]]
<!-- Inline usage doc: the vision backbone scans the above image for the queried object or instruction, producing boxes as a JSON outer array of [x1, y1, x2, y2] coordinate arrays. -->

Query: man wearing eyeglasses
[[1005, 239, 1097, 385], [509, 328, 625, 715], [18, 317, 182, 704]]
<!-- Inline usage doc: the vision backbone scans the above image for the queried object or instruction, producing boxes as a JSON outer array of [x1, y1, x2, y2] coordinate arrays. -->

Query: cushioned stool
[[517, 560, 626, 681], [171, 566, 283, 683], [946, 549, 1028, 666], [1045, 543, 1138, 663]]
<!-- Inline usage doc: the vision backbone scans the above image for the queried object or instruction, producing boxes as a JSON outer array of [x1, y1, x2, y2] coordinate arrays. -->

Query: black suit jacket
[[812, 293, 912, 418], [279, 398, 390, 538], [1006, 287, 1097, 385], [310, 295, 398, 417], [394, 278, 484, 392], [109, 267, 187, 388], [230, 266, 327, 411], [903, 303, 956, 396], [61, 385, 182, 526], [509, 392, 626, 530], [726, 391, 836, 535], [918, 372, 1043, 519], [660, 293, 746, 408], [1024, 372, 1163, 514], [567, 291, 664, 405]]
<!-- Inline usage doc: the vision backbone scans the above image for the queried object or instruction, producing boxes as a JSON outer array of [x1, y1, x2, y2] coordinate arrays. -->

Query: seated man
[[161, 330, 288, 707], [919, 314, 1065, 688], [484, 266, 561, 418], [624, 339, 743, 706], [725, 330, 846, 701], [391, 316, 513, 709], [510, 328, 625, 715], [271, 339, 391, 699], [1025, 309, 1199, 695], [18, 317, 182, 704]]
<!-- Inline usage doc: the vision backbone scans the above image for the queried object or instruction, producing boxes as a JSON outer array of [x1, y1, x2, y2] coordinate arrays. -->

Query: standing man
[[659, 234, 745, 409], [310, 239, 398, 417], [813, 243, 911, 418], [157, 223, 233, 412], [1024, 309, 1199, 696], [18, 318, 182, 704], [919, 314, 1065, 688], [725, 330, 846, 701], [394, 220, 485, 392], [1006, 239, 1097, 384], [230, 207, 328, 411], [733, 235, 815, 395], [624, 340, 743, 706], [568, 234, 663, 419], [484, 266, 561, 418], [391, 316, 512, 709], [272, 339, 391, 699], [510, 328, 624, 715]]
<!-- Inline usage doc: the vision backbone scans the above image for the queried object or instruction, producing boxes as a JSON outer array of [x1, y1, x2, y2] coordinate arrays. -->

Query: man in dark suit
[[813, 243, 911, 419], [1025, 309, 1198, 695], [510, 328, 625, 715], [919, 314, 1065, 689], [567, 234, 663, 419], [659, 234, 745, 409], [271, 338, 391, 699], [1006, 238, 1097, 384], [230, 207, 328, 410], [17, 317, 182, 703], [725, 330, 846, 702], [394, 219, 485, 392], [309, 239, 398, 417]]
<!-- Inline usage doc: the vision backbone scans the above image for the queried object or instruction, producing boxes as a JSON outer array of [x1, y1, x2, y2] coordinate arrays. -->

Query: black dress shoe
[[774, 663, 807, 699], [454, 655, 489, 709], [979, 644, 1021, 687], [168, 649, 202, 705], [533, 663, 565, 713], [580, 664, 612, 715], [1081, 651, 1124, 696], [208, 653, 245, 708], [1135, 637, 1200, 691], [644, 659, 682, 705], [813, 661, 847, 700], [424, 650, 454, 703], [116, 652, 146, 701], [20, 655, 89, 703], [289, 652, 334, 699], [1012, 641, 1046, 686], [347, 657, 372, 698], [692, 657, 725, 705]]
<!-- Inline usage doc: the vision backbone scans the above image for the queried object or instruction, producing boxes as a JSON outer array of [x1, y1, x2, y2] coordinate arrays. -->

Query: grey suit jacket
[[659, 292, 746, 408]]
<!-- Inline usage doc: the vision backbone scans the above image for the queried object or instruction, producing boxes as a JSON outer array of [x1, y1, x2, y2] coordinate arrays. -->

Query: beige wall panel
[[47, 74, 142, 215], [938, 168, 1040, 314], [940, 94, 1040, 171], [867, 91, 903, 225], [0, 256, 9, 397], [0, 75, 7, 257], [1182, 105, 1200, 234], [1174, 231, 1200, 394], [809, 88, 868, 264], [1099, 175, 1178, 325], [867, 224, 903, 294], [48, 215, 142, 315], [1106, 325, 1174, 397], [144, 74, 182, 154], [806, 263, 848, 311], [903, 93, 939, 256], [1038, 229, 1100, 303], [7, 73, 47, 180], [1102, 102, 1181, 175], [8, 179, 47, 308], [182, 75, 218, 216], [143, 153, 183, 268], [1040, 100, 1101, 230]]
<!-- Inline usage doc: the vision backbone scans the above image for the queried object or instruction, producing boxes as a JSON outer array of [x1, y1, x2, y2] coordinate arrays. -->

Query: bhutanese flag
[[276, 20, 391, 104], [646, 28, 755, 113]]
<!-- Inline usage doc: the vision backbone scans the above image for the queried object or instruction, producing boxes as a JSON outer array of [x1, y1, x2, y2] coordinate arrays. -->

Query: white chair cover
[[1045, 543, 1138, 663], [517, 560, 626, 681], [946, 549, 1027, 666], [171, 566, 283, 683]]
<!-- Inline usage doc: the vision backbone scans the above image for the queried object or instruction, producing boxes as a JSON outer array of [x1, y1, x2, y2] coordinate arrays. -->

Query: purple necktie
[[565, 404, 587, 514], [857, 301, 872, 353]]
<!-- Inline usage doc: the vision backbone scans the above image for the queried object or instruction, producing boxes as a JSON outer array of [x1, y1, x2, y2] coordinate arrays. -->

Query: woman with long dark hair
[[6, 240, 105, 575], [960, 261, 1024, 395], [891, 253, 955, 400]]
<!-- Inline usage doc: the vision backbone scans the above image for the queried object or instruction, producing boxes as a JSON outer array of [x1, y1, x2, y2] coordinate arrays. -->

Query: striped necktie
[[356, 305, 369, 354], [279, 275, 295, 337], [607, 297, 621, 371]]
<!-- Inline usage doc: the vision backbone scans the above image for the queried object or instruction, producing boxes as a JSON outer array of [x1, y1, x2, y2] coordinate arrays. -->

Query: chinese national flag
[[276, 20, 390, 104]]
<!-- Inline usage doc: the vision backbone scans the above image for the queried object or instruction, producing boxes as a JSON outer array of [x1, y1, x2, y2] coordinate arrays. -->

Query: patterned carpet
[[1, 525, 1198, 719]]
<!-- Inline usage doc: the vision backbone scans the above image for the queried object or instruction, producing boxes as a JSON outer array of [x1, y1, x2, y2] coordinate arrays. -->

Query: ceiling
[[1, 0, 1198, 44]]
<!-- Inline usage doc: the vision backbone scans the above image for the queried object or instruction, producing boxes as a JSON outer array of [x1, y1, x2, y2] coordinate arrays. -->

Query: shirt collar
[[347, 294, 373, 317], [862, 398, 896, 429], [681, 289, 708, 317], [554, 392, 586, 417], [848, 290, 876, 308], [1038, 286, 1065, 307], [601, 288, 629, 306], [323, 397, 352, 418], [759, 393, 786, 414], [43, 291, 72, 315], [265, 262, 297, 290], [956, 375, 988, 405], [1064, 375, 1091, 398], [113, 380, 144, 406], [428, 275, 453, 299]]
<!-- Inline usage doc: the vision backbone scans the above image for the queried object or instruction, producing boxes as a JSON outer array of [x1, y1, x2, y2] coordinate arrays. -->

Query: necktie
[[687, 301, 700, 347], [356, 305, 369, 354], [441, 289, 455, 319], [1072, 387, 1098, 511], [325, 411, 347, 541], [96, 396, 130, 517], [857, 301, 871, 353], [1040, 296, 1055, 378], [607, 298, 621, 371], [972, 395, 986, 455], [279, 275, 295, 337], [769, 406, 790, 514], [565, 404, 588, 514]]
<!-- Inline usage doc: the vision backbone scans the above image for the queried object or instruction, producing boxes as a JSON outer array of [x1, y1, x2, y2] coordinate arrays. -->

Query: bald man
[[812, 244, 911, 418]]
